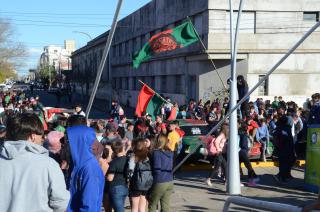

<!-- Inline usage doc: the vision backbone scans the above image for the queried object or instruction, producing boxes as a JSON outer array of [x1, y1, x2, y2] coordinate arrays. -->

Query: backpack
[[131, 159, 153, 191], [206, 137, 218, 156]]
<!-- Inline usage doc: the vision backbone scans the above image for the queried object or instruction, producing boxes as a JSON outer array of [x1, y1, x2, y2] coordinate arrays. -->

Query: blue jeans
[[109, 185, 128, 212]]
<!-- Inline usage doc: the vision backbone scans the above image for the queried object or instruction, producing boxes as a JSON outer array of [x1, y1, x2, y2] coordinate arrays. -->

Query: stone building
[[71, 0, 320, 108], [39, 40, 75, 76]]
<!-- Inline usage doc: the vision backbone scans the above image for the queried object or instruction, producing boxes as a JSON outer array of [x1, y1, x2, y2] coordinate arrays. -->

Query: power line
[[6, 18, 109, 27], [0, 11, 129, 16]]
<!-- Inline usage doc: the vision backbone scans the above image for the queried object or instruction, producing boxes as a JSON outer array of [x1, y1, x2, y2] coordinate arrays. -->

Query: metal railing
[[223, 196, 319, 212]]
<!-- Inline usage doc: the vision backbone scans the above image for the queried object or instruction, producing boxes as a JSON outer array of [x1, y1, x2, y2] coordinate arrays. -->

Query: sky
[[1, 0, 151, 76]]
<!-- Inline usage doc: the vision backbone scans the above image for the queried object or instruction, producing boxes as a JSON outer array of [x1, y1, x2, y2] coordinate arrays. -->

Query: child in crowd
[[148, 134, 174, 212]]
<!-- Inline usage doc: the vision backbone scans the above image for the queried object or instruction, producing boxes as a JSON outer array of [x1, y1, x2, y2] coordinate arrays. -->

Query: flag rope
[[187, 16, 227, 91]]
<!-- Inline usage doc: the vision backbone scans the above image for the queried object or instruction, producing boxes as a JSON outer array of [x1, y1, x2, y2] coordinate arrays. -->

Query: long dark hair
[[134, 139, 149, 162]]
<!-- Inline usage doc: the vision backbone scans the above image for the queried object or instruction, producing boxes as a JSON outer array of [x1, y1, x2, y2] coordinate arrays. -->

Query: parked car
[[0, 84, 8, 92], [175, 119, 274, 163], [174, 119, 215, 163], [11, 83, 30, 92]]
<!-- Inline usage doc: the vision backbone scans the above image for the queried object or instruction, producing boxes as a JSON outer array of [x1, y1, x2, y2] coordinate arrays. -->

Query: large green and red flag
[[135, 84, 165, 120], [133, 21, 199, 68]]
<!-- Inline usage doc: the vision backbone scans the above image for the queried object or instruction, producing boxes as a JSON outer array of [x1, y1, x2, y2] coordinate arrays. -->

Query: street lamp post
[[73, 31, 93, 40]]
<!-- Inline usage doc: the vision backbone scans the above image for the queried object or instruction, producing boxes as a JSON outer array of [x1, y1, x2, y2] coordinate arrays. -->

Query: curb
[[181, 160, 306, 171]]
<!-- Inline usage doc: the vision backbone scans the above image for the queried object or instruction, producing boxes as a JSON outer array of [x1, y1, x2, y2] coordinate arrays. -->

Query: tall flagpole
[[85, 0, 123, 119], [227, 0, 244, 195]]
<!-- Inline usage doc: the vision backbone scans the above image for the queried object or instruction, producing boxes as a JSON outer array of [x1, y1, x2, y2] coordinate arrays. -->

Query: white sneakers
[[205, 178, 213, 187]]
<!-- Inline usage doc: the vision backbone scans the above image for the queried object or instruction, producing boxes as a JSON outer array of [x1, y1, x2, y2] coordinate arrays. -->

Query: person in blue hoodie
[[256, 118, 270, 162], [149, 133, 174, 212], [67, 124, 105, 212]]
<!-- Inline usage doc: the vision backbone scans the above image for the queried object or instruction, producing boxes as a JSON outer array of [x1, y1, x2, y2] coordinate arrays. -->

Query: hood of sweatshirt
[[67, 125, 96, 169], [0, 140, 48, 160]]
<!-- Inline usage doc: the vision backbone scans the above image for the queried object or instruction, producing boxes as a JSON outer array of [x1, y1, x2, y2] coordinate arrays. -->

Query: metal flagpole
[[227, 0, 244, 195], [173, 19, 320, 174], [187, 16, 227, 91], [138, 80, 172, 105], [85, 0, 123, 119]]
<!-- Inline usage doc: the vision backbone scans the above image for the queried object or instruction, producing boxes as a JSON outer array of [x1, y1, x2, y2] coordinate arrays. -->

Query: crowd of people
[[0, 75, 319, 211]]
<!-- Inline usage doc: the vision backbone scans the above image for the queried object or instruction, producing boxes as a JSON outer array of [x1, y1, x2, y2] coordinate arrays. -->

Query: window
[[132, 77, 137, 90], [151, 76, 155, 89], [175, 75, 182, 94], [161, 75, 167, 93], [117, 78, 121, 89], [112, 45, 116, 57], [303, 12, 319, 21], [124, 77, 128, 90], [258, 75, 268, 96], [132, 37, 137, 53], [125, 41, 129, 56], [119, 43, 122, 56]]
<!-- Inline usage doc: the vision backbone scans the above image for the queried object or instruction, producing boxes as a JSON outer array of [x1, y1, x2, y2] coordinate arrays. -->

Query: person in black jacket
[[237, 75, 250, 119], [273, 115, 296, 183], [238, 122, 259, 185]]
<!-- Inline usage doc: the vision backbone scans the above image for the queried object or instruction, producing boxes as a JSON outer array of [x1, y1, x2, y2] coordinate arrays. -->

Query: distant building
[[39, 40, 75, 74], [71, 0, 320, 107]]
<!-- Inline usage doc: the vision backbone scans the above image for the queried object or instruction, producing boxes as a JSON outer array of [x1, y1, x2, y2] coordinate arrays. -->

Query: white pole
[[227, 0, 244, 195], [85, 0, 123, 119]]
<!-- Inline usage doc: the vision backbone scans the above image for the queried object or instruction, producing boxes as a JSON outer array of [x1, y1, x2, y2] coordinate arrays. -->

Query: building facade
[[39, 40, 75, 75], [71, 0, 320, 108]]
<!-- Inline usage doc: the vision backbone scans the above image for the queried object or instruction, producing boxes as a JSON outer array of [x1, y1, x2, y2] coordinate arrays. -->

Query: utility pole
[[85, 0, 123, 119], [227, 0, 244, 195]]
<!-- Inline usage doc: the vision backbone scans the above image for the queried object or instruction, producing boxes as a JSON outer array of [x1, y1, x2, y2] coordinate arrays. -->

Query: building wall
[[71, 0, 320, 109]]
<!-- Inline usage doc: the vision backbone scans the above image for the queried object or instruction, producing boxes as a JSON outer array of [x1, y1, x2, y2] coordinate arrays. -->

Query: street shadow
[[249, 174, 314, 197], [182, 205, 210, 212], [228, 206, 262, 212], [237, 195, 317, 208], [174, 182, 226, 194]]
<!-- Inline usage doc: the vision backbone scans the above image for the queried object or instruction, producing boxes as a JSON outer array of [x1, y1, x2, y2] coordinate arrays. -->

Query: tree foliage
[[0, 18, 27, 82], [38, 65, 57, 86]]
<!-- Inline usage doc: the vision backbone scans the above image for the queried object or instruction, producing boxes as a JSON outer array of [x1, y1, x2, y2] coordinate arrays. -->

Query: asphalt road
[[27, 89, 111, 119]]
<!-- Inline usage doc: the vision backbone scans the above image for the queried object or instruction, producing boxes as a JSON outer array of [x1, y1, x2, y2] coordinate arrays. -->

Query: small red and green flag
[[135, 84, 165, 120], [133, 21, 199, 68]]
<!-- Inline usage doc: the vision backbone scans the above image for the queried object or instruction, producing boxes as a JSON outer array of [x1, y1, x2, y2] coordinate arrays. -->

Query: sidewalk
[[170, 167, 317, 212]]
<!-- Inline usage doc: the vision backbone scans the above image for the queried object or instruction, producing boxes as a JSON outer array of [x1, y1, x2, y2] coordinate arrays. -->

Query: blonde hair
[[154, 133, 170, 151]]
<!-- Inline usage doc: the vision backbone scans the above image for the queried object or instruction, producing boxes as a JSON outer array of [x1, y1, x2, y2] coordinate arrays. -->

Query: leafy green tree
[[39, 65, 57, 86], [0, 18, 27, 82]]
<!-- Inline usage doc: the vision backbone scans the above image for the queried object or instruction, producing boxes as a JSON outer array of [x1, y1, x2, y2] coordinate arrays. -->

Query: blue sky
[[1, 0, 151, 76]]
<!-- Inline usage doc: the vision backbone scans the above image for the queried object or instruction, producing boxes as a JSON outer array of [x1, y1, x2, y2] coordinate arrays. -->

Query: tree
[[0, 18, 27, 82], [39, 65, 57, 87]]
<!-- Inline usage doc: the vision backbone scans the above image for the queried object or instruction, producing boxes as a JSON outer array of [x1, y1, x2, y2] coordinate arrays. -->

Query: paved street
[[28, 89, 125, 119], [154, 167, 317, 212]]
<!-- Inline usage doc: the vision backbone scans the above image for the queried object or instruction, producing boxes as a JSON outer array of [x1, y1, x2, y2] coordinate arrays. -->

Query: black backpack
[[131, 159, 153, 191]]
